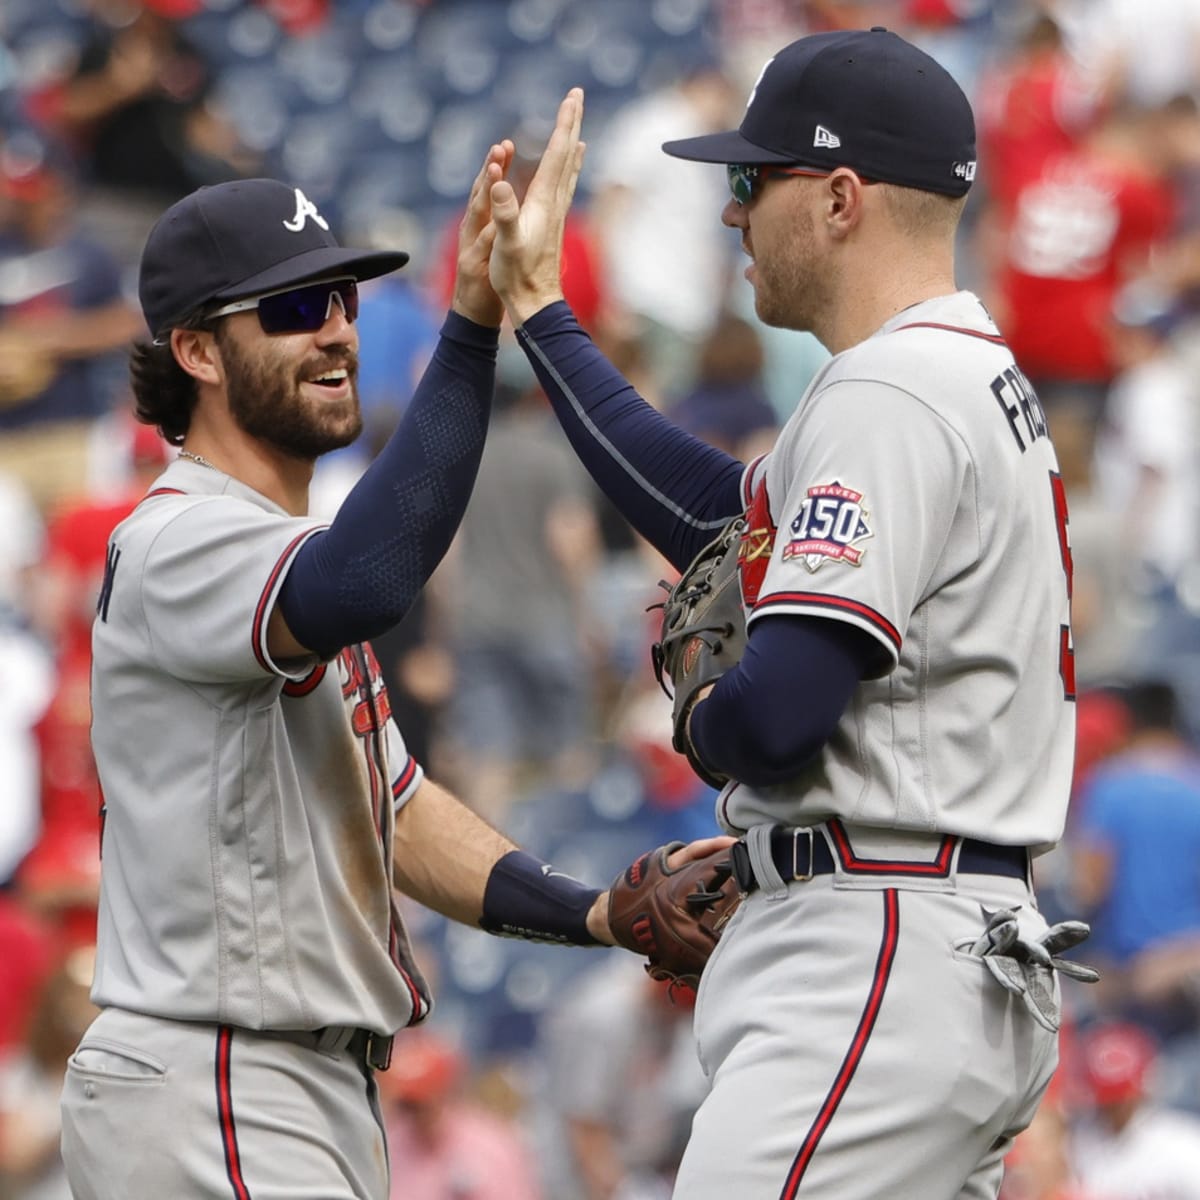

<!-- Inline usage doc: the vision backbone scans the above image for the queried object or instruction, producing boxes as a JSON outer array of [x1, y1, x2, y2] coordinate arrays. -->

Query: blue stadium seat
[[505, 0, 565, 46]]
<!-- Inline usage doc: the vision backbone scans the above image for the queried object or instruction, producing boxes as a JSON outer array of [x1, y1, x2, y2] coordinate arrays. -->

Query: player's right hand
[[487, 87, 586, 326]]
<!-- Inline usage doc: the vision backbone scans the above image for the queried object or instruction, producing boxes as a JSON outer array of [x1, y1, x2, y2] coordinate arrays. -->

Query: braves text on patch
[[783, 481, 873, 571]]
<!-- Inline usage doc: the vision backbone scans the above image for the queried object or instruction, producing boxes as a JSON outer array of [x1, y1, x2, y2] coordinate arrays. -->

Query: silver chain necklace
[[178, 449, 219, 471]]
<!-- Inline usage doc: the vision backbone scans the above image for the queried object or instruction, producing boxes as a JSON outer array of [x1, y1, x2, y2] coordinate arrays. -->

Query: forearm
[[689, 616, 878, 787], [391, 777, 613, 942], [391, 777, 515, 924], [278, 311, 497, 657], [516, 301, 745, 571]]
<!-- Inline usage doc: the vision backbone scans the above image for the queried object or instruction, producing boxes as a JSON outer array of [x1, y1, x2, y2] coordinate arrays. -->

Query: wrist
[[587, 892, 615, 945], [450, 292, 503, 330], [504, 288, 565, 328], [479, 850, 603, 946]]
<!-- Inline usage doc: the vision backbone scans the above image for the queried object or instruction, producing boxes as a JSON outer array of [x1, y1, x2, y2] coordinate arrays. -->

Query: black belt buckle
[[366, 1033, 393, 1072]]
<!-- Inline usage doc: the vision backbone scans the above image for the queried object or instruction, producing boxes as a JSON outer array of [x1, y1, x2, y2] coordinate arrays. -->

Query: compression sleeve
[[277, 311, 498, 658], [517, 301, 745, 571], [689, 614, 881, 788]]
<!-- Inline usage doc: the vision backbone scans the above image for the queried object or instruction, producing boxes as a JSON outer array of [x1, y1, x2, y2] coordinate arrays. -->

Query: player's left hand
[[450, 139, 514, 328]]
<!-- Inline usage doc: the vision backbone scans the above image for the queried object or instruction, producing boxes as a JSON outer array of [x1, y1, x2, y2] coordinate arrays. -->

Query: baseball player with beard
[[488, 33, 1098, 1200], [58, 102, 734, 1200]]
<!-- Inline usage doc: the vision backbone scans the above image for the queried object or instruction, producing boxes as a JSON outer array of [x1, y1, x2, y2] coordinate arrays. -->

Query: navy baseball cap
[[139, 178, 409, 340], [662, 28, 977, 197]]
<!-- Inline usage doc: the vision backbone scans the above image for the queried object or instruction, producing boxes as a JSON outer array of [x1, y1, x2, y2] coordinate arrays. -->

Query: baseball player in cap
[[58, 108, 732, 1200], [487, 30, 1098, 1200]]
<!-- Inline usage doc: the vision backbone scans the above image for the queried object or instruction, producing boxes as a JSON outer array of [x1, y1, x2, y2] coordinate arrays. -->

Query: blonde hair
[[875, 183, 967, 240]]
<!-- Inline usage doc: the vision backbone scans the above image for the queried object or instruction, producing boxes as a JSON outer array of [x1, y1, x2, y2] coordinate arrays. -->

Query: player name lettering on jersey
[[990, 364, 1048, 453], [782, 481, 873, 572], [98, 541, 120, 622]]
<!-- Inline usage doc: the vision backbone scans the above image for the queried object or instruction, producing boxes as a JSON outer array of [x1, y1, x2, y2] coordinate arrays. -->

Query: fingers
[[462, 140, 514, 236], [488, 177, 520, 235], [666, 835, 738, 870], [525, 87, 584, 206]]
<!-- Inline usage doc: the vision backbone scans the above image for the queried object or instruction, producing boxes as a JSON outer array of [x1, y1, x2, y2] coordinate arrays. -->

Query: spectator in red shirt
[[990, 105, 1176, 415], [976, 13, 1099, 219]]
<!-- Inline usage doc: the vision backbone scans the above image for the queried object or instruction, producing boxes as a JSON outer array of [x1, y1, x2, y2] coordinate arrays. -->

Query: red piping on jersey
[[282, 664, 327, 697], [827, 818, 956, 876], [742, 453, 768, 507], [215, 1026, 253, 1200], [779, 889, 900, 1198], [141, 487, 187, 502], [392, 755, 418, 802], [896, 321, 1008, 346], [754, 592, 901, 653], [251, 531, 314, 673]]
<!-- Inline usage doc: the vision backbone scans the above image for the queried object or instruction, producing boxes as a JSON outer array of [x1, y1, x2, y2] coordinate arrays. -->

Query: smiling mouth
[[306, 368, 350, 390]]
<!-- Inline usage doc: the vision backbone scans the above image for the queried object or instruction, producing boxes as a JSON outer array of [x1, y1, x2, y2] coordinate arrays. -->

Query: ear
[[824, 168, 868, 240], [171, 327, 222, 386]]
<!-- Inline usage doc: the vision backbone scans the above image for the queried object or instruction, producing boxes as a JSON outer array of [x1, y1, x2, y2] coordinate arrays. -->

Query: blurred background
[[2, 1, 1200, 1197]]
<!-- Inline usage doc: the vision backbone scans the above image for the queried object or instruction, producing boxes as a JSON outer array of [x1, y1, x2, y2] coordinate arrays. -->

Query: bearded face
[[215, 322, 363, 460]]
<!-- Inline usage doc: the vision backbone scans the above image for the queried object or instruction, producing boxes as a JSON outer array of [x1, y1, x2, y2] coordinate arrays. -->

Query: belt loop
[[316, 1027, 351, 1057], [746, 823, 789, 899]]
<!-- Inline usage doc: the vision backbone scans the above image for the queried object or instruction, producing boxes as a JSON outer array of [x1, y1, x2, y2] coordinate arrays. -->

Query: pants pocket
[[68, 1039, 167, 1084]]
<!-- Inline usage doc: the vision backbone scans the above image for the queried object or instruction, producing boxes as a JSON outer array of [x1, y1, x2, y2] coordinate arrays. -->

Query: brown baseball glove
[[607, 842, 742, 1000], [650, 516, 747, 789]]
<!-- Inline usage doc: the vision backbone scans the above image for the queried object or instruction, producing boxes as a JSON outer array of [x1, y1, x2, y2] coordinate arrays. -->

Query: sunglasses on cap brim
[[207, 276, 359, 334], [726, 163, 874, 205]]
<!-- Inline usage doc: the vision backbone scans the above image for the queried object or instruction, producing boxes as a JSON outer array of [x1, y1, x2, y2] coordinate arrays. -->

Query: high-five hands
[[451, 139, 515, 328], [488, 88, 586, 325]]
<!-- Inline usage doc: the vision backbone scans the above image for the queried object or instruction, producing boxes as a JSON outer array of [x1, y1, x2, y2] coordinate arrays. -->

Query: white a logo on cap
[[814, 126, 841, 149], [283, 188, 329, 233]]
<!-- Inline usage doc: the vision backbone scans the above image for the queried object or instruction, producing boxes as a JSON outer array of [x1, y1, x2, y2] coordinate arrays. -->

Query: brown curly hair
[[129, 310, 220, 446]]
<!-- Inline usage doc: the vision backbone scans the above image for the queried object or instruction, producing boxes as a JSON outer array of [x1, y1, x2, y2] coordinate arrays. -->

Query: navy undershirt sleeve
[[689, 615, 882, 788], [517, 301, 746, 571], [278, 311, 498, 659]]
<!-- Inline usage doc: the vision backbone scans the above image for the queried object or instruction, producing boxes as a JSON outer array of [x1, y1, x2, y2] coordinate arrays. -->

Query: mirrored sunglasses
[[726, 163, 871, 205], [208, 277, 359, 334]]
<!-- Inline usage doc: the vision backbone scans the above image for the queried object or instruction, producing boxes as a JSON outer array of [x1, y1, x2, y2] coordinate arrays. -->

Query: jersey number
[[1049, 470, 1076, 701]]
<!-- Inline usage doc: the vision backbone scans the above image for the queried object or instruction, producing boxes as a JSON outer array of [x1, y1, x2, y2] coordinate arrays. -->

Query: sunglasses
[[726, 164, 873, 206], [208, 277, 359, 334]]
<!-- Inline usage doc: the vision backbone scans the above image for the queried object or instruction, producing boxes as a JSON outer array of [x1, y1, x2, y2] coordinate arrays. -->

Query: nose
[[722, 197, 746, 229], [316, 298, 356, 349]]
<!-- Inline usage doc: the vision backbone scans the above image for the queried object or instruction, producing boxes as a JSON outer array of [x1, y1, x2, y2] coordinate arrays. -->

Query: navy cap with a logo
[[138, 178, 409, 340], [663, 28, 977, 197]]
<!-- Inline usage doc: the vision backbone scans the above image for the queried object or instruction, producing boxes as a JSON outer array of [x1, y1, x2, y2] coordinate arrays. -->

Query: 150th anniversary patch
[[783, 481, 873, 571]]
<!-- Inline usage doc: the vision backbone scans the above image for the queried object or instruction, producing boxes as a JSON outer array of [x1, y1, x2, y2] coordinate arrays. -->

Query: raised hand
[[488, 88, 586, 325], [451, 139, 514, 327]]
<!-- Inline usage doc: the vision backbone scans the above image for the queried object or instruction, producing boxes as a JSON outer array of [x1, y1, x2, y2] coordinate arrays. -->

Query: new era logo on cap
[[814, 125, 841, 149]]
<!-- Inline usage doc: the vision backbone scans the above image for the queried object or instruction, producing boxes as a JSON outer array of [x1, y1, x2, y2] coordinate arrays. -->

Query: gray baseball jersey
[[88, 458, 430, 1035], [722, 291, 1075, 853]]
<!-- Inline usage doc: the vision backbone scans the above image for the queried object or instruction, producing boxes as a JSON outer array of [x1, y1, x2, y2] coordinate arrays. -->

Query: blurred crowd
[[1, 0, 1200, 1197]]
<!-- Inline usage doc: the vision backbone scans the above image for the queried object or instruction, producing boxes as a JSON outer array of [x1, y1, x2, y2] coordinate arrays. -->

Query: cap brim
[[213, 246, 409, 302], [662, 129, 800, 165]]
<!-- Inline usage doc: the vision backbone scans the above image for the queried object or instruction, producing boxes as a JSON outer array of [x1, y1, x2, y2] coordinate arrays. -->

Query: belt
[[730, 824, 1029, 894], [262, 1026, 394, 1071]]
